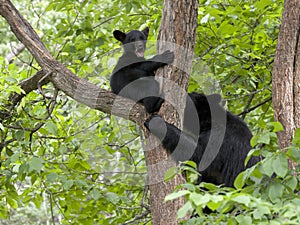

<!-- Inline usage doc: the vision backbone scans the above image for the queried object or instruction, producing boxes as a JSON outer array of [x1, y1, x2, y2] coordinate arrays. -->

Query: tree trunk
[[144, 0, 198, 224], [272, 0, 300, 169]]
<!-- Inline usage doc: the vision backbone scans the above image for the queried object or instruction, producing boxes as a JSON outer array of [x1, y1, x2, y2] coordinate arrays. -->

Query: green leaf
[[287, 147, 300, 161], [177, 202, 192, 219], [253, 205, 271, 219], [125, 3, 132, 12], [236, 215, 252, 225], [201, 182, 219, 191], [285, 176, 298, 191], [45, 121, 58, 135], [189, 192, 208, 206], [47, 173, 58, 182], [165, 190, 190, 202], [270, 122, 284, 132], [262, 157, 275, 177], [91, 188, 101, 200], [63, 180, 74, 190], [0, 208, 8, 219], [179, 183, 196, 192], [207, 195, 224, 211], [273, 154, 288, 178], [15, 130, 24, 141], [268, 182, 284, 203], [234, 171, 246, 189], [32, 197, 42, 209], [7, 198, 18, 209], [79, 160, 91, 170], [75, 179, 88, 187], [232, 195, 251, 207], [258, 132, 271, 144], [245, 148, 260, 166], [255, 0, 273, 11], [250, 134, 259, 147], [183, 160, 197, 169], [28, 157, 44, 173], [105, 192, 120, 205], [9, 85, 25, 94], [164, 166, 178, 182], [5, 148, 13, 157], [292, 128, 300, 145], [18, 163, 28, 176]]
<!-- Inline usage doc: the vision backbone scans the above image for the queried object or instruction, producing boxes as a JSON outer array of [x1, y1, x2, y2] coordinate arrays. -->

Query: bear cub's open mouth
[[135, 47, 144, 58]]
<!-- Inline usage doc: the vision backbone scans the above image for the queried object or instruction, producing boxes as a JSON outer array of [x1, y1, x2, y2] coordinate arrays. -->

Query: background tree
[[272, 0, 300, 169]]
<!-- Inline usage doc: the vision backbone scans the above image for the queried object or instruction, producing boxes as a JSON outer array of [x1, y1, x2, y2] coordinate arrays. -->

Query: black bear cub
[[145, 93, 260, 187], [110, 27, 174, 113]]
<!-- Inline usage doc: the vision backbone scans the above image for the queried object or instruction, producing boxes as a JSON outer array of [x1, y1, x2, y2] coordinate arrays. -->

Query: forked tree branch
[[0, 0, 147, 125], [0, 1, 198, 223]]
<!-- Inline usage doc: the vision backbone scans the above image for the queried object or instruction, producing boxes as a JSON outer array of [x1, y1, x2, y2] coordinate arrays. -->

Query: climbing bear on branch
[[145, 93, 260, 187]]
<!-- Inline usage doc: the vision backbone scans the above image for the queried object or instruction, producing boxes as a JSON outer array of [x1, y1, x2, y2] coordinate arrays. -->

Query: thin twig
[[121, 209, 150, 225], [0, 138, 17, 151], [5, 42, 25, 64], [238, 97, 272, 116], [38, 71, 52, 100]]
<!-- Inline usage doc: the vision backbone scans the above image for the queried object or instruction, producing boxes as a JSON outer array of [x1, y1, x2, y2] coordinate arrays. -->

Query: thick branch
[[8, 70, 47, 107], [0, 0, 146, 125]]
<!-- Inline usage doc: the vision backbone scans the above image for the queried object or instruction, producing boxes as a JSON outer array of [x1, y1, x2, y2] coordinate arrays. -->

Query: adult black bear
[[110, 27, 174, 113], [144, 92, 260, 187]]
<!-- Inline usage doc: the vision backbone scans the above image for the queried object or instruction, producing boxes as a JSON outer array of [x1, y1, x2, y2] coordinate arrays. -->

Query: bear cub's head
[[113, 27, 149, 58]]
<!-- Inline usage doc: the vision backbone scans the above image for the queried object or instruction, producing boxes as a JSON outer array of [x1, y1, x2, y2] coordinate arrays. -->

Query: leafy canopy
[[1, 0, 296, 225]]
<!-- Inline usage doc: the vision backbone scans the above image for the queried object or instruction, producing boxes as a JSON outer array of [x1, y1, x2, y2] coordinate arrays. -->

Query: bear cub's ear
[[207, 94, 222, 103], [142, 27, 149, 38], [113, 30, 126, 42]]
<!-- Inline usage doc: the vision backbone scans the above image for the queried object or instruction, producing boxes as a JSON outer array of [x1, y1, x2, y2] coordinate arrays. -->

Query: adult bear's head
[[184, 93, 224, 134]]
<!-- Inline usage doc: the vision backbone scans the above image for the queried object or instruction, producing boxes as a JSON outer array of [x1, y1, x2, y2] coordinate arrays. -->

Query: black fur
[[110, 27, 174, 113], [144, 92, 259, 187]]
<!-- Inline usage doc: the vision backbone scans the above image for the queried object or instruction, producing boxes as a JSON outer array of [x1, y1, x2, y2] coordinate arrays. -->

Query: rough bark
[[272, 0, 300, 169], [144, 0, 198, 224]]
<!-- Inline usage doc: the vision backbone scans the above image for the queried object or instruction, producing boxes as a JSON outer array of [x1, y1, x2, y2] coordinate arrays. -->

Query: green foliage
[[0, 0, 295, 224], [166, 123, 300, 224], [192, 0, 281, 130]]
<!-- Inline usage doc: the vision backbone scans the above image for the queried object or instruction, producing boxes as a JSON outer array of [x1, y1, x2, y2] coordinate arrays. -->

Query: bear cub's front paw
[[144, 114, 166, 135], [145, 114, 159, 130], [160, 50, 175, 64]]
